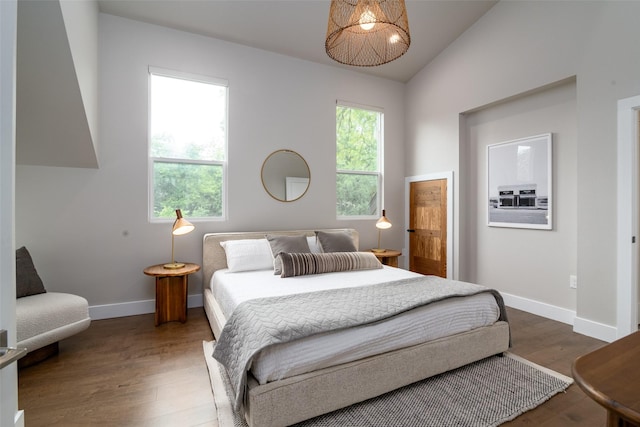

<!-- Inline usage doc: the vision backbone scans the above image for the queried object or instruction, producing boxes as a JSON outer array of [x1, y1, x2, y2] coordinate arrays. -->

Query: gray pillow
[[16, 246, 46, 298], [266, 234, 311, 274], [315, 230, 357, 252]]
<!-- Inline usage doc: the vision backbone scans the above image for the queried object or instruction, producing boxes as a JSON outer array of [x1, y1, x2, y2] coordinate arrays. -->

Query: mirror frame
[[261, 149, 311, 202]]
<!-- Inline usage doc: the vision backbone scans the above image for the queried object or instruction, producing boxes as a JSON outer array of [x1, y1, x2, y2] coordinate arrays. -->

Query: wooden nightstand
[[144, 263, 200, 326], [369, 249, 402, 267]]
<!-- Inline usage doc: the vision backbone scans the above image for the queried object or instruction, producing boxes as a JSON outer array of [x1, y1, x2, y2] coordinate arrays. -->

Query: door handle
[[0, 330, 26, 370], [406, 229, 415, 232]]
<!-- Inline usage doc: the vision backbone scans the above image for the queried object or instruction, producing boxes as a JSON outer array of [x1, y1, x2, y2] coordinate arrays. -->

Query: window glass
[[149, 68, 227, 220], [336, 104, 383, 217]]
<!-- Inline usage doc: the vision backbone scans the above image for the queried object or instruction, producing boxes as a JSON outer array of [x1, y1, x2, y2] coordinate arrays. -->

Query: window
[[336, 103, 383, 218], [149, 68, 227, 220]]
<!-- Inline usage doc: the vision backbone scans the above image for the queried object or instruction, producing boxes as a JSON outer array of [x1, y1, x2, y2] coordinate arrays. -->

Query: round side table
[[369, 249, 402, 267], [144, 263, 200, 326]]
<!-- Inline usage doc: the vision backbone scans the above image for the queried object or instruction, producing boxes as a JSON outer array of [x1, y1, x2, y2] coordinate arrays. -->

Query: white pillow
[[307, 236, 322, 253], [220, 239, 274, 272]]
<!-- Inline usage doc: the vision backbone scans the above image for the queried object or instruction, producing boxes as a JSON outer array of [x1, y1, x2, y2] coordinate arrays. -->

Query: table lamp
[[372, 209, 392, 253], [164, 209, 195, 269]]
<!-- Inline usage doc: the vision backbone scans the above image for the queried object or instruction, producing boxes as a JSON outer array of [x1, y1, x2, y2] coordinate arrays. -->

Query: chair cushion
[[17, 292, 90, 351]]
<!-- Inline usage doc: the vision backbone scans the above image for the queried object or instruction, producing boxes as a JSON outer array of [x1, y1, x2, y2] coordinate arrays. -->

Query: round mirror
[[261, 149, 310, 202]]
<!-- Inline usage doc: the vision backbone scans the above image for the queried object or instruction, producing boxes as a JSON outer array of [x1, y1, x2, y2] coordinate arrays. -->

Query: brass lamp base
[[163, 262, 185, 269], [371, 248, 385, 253]]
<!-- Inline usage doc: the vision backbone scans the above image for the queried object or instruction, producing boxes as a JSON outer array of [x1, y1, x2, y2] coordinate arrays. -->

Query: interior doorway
[[405, 172, 453, 278], [617, 95, 640, 338]]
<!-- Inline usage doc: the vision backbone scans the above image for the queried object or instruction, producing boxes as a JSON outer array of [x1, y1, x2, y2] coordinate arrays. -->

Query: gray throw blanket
[[212, 275, 508, 411]]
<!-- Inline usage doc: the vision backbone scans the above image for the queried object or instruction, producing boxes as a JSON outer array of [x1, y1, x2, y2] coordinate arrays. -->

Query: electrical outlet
[[569, 275, 577, 289]]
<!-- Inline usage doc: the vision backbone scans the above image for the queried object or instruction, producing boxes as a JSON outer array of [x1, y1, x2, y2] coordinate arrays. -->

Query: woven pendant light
[[325, 0, 410, 67]]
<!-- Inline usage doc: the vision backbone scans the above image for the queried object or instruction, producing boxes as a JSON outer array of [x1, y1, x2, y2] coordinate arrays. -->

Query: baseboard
[[573, 316, 617, 343], [15, 410, 24, 427], [89, 293, 204, 320], [500, 292, 575, 325], [501, 292, 615, 343]]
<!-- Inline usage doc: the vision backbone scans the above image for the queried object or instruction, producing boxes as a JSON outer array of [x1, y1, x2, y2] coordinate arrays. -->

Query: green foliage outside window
[[337, 173, 378, 216], [153, 162, 223, 218], [336, 105, 382, 216]]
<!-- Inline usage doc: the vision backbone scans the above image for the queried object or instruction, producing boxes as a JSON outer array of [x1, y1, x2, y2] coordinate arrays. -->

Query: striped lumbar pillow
[[277, 252, 382, 278]]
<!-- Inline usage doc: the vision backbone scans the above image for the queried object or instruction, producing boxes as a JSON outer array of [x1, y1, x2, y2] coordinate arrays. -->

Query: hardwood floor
[[18, 308, 215, 427], [502, 308, 607, 427], [18, 307, 607, 426]]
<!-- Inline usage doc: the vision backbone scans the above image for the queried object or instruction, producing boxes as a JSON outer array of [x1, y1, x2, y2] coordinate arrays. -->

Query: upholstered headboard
[[202, 229, 359, 286]]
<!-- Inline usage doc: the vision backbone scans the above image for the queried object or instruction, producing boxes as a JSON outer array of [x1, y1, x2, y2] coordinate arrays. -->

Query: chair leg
[[18, 342, 59, 368]]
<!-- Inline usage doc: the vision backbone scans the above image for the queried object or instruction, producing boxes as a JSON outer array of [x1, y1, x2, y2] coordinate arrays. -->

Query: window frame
[[147, 66, 229, 223], [335, 101, 384, 220]]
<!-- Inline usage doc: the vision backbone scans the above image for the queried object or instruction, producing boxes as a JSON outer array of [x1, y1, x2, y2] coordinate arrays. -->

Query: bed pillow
[[277, 252, 382, 278], [266, 234, 311, 274], [307, 236, 322, 253], [315, 230, 357, 253], [16, 246, 47, 298], [220, 239, 274, 272]]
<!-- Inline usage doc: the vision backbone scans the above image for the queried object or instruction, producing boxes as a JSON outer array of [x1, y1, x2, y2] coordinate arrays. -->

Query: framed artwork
[[487, 133, 552, 230]]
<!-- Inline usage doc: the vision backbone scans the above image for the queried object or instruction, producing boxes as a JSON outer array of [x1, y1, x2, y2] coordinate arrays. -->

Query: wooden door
[[409, 179, 447, 277]]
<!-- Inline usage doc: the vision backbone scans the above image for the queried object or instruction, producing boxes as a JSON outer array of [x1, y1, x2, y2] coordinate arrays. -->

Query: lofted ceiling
[[98, 0, 498, 83], [15, 0, 497, 169]]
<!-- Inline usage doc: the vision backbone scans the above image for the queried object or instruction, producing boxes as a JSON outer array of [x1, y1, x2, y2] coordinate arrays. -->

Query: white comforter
[[211, 267, 499, 384]]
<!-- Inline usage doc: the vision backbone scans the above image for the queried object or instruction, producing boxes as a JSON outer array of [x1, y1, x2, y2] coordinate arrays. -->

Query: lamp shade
[[172, 209, 195, 236], [325, 0, 410, 67], [376, 209, 392, 229]]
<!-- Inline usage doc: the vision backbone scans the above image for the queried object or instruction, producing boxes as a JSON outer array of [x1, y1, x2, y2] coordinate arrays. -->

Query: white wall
[[405, 1, 640, 338], [16, 0, 98, 168], [15, 14, 405, 316], [464, 80, 577, 314]]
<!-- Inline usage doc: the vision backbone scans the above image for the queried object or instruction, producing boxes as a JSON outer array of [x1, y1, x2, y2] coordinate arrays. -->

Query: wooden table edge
[[143, 263, 201, 277], [572, 345, 640, 425]]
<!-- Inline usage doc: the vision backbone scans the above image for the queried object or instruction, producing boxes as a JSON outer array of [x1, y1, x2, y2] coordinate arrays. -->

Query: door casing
[[617, 95, 640, 338]]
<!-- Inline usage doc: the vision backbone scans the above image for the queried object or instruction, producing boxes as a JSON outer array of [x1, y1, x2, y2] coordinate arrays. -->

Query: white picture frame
[[487, 133, 552, 230]]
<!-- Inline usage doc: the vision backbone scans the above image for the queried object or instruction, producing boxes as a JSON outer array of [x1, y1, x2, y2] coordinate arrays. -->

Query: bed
[[203, 229, 510, 427]]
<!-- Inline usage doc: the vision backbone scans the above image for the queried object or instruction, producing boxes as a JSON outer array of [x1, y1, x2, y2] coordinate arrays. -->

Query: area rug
[[203, 341, 573, 427]]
